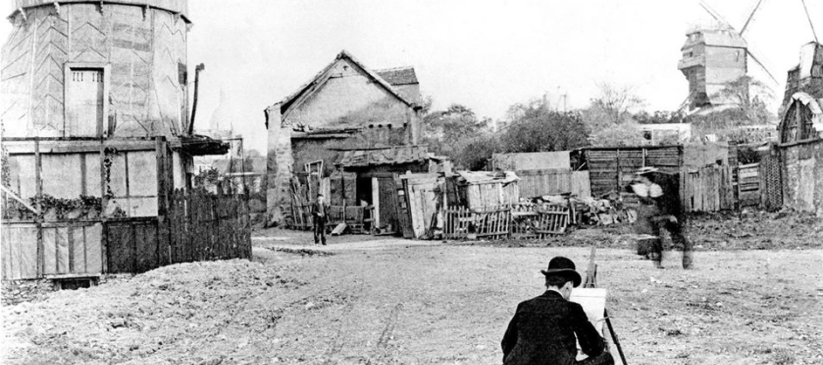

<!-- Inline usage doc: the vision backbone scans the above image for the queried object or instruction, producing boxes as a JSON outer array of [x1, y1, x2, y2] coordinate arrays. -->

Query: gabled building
[[264, 50, 423, 224]]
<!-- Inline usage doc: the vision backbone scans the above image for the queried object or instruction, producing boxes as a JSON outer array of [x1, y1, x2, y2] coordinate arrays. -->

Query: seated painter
[[501, 257, 614, 365]]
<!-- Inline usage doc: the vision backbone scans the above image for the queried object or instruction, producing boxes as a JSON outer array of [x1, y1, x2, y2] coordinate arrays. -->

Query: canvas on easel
[[569, 247, 628, 365]]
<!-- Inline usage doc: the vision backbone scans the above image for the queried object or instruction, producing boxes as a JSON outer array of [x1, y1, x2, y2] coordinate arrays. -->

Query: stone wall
[[780, 141, 823, 216], [265, 104, 293, 225]]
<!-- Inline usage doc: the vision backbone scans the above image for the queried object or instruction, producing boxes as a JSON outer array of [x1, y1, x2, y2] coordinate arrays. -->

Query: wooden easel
[[582, 246, 628, 365]]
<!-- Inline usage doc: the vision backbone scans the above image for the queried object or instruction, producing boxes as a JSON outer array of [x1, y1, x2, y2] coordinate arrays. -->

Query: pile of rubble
[[2, 259, 301, 364], [688, 210, 823, 250], [1, 280, 55, 307]]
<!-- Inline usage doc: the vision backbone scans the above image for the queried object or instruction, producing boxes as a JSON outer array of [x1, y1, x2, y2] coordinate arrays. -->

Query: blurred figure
[[630, 167, 692, 269]]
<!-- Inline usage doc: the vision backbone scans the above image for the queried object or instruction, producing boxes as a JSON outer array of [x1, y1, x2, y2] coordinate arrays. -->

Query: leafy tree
[[708, 76, 775, 125], [498, 99, 589, 152], [422, 103, 489, 158], [588, 120, 649, 147], [455, 134, 500, 171], [634, 110, 686, 124]]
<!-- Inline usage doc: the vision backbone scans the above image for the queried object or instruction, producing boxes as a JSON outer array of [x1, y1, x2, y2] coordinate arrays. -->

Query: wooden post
[[99, 138, 108, 273], [155, 137, 169, 266], [34, 138, 43, 278], [372, 177, 380, 230]]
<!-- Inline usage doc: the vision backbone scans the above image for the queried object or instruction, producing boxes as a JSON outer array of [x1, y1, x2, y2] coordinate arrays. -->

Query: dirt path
[[2, 237, 822, 364]]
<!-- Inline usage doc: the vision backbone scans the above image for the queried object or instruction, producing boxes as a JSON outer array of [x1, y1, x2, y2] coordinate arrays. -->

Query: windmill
[[678, 0, 779, 111]]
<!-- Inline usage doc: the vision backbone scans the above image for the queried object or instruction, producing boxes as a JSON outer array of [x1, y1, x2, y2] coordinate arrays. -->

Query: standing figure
[[631, 167, 693, 269], [312, 193, 328, 245], [501, 257, 614, 365]]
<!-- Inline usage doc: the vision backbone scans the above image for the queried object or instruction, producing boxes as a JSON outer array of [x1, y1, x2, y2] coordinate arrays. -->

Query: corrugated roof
[[455, 171, 519, 185], [375, 67, 419, 85], [491, 151, 570, 171], [337, 146, 430, 167]]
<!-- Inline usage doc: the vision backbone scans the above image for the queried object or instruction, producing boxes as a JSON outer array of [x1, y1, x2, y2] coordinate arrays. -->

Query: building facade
[[265, 50, 423, 224]]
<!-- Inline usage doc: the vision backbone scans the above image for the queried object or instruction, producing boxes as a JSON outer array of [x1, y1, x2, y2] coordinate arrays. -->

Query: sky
[[1, 0, 821, 153]]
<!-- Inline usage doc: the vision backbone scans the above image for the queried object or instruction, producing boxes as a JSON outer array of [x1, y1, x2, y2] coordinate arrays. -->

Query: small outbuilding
[[449, 171, 520, 211]]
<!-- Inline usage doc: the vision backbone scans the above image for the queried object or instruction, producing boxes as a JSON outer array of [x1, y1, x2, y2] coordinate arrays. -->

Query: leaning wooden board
[[393, 174, 414, 238]]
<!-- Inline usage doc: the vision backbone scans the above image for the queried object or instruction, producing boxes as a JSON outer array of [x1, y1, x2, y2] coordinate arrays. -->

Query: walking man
[[630, 167, 693, 269], [501, 257, 614, 365], [312, 193, 328, 245]]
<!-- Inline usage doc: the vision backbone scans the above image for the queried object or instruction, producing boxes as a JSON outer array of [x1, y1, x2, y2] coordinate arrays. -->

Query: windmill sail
[[740, 0, 766, 36], [746, 49, 780, 84]]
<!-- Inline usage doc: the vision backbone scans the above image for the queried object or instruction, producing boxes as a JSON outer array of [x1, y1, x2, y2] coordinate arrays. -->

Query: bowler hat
[[540, 256, 582, 287]]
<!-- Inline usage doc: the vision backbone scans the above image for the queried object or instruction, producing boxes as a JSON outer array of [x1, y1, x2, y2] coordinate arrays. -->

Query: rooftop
[[337, 145, 431, 167], [12, 0, 190, 21], [375, 67, 419, 86]]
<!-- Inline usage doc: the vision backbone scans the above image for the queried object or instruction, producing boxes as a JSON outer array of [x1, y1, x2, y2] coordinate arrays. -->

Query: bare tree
[[588, 83, 645, 126], [583, 83, 647, 146]]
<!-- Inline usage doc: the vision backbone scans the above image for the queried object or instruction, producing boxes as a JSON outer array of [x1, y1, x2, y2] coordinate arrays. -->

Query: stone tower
[[1, 0, 191, 139]]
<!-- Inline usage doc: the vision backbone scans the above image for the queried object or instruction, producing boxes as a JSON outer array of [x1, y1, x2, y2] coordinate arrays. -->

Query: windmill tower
[[678, 0, 779, 110], [1, 0, 192, 139]]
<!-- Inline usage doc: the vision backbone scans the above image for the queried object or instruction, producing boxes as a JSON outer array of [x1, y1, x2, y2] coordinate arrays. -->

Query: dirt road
[[2, 234, 822, 364]]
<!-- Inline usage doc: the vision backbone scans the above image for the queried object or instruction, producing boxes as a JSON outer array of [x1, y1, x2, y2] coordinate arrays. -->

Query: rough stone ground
[[2, 215, 822, 365]]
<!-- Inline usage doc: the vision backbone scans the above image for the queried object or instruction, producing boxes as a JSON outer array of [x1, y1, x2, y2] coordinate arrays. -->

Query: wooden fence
[[2, 221, 105, 280], [443, 206, 511, 240], [443, 204, 570, 240], [165, 188, 251, 266], [510, 203, 570, 239], [681, 165, 735, 212], [103, 188, 252, 274], [534, 205, 571, 237], [2, 188, 252, 280], [582, 146, 683, 197], [738, 163, 761, 207], [328, 205, 367, 234], [516, 170, 592, 198]]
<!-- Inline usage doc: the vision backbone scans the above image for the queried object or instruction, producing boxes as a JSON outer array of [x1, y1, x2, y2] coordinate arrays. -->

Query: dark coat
[[501, 290, 604, 365], [312, 202, 328, 224]]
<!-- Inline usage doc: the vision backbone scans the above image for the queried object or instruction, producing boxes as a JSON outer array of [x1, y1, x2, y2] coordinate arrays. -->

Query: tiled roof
[[337, 146, 430, 167], [376, 67, 419, 86]]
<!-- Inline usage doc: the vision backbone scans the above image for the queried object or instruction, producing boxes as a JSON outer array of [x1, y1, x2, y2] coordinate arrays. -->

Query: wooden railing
[[443, 203, 570, 241], [443, 206, 512, 240]]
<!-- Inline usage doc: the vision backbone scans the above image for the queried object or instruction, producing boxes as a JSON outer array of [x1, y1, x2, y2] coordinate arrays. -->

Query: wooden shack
[[449, 171, 520, 210], [491, 151, 590, 198], [333, 146, 447, 236], [575, 146, 683, 198]]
